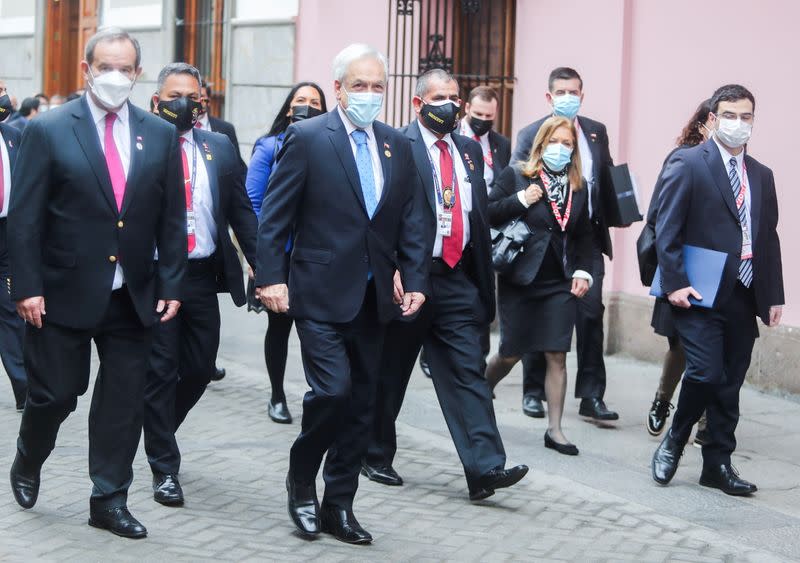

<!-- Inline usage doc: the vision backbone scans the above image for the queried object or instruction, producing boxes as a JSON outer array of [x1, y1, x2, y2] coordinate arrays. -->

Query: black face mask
[[157, 96, 203, 132], [420, 100, 459, 135], [290, 104, 323, 123], [0, 95, 13, 122], [469, 116, 493, 137]]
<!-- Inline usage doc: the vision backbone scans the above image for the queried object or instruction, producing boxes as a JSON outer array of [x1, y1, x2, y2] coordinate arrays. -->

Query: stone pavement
[[0, 300, 799, 562]]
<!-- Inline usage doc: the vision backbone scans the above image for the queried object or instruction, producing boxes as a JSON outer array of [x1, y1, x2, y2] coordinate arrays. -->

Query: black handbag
[[490, 218, 532, 275], [636, 222, 657, 286]]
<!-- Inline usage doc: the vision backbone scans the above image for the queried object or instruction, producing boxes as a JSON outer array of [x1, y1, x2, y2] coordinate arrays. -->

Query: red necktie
[[104, 113, 126, 211], [179, 138, 196, 252], [435, 140, 463, 267]]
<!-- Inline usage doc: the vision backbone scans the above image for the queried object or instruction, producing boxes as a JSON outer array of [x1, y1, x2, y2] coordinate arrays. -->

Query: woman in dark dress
[[645, 99, 713, 442], [484, 116, 593, 455]]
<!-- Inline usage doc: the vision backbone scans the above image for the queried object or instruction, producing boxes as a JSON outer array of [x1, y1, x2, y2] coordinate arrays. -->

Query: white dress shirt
[[418, 123, 472, 257], [575, 120, 595, 218], [86, 94, 131, 290], [459, 119, 494, 188], [0, 129, 11, 218], [196, 113, 211, 131], [182, 130, 218, 259], [713, 136, 751, 227], [337, 105, 384, 202]]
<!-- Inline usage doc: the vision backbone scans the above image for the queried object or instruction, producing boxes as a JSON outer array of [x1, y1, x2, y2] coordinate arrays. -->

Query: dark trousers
[[522, 240, 607, 399], [144, 261, 220, 475], [0, 221, 27, 406], [290, 283, 382, 510], [669, 283, 757, 467], [366, 268, 506, 487], [264, 309, 294, 403], [17, 287, 151, 509]]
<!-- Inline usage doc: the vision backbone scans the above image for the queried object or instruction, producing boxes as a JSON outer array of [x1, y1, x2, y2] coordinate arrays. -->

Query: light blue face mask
[[343, 88, 384, 128], [551, 93, 581, 119], [542, 143, 573, 172]]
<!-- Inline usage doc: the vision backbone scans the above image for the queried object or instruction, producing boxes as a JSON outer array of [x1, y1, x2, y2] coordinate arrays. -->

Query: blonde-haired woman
[[484, 116, 593, 455]]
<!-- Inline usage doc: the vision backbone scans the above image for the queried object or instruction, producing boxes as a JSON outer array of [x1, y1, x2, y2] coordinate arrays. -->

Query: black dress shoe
[[268, 400, 293, 424], [647, 399, 673, 436], [419, 348, 431, 378], [9, 451, 40, 509], [360, 462, 403, 486], [579, 398, 619, 421], [210, 366, 226, 381], [286, 475, 320, 536], [700, 464, 757, 496], [88, 506, 147, 539], [469, 464, 529, 501], [651, 429, 684, 485], [544, 431, 579, 456], [153, 473, 184, 506], [320, 505, 372, 544], [522, 395, 545, 418]]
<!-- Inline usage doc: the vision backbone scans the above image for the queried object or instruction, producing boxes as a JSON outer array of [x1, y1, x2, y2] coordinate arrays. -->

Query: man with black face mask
[[362, 68, 528, 502], [459, 85, 510, 193], [143, 62, 258, 508]]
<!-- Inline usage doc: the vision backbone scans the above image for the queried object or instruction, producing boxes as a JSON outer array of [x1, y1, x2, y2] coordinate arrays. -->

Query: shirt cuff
[[572, 269, 593, 288], [517, 190, 530, 208]]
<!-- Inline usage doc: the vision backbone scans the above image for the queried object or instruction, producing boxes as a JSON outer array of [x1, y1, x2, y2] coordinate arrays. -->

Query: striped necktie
[[728, 157, 752, 287]]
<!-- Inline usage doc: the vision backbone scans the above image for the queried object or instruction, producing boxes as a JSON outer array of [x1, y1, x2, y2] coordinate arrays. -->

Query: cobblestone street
[[0, 301, 798, 562]]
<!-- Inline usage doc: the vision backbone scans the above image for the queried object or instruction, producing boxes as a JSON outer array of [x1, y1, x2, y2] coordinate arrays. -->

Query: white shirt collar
[[337, 104, 375, 140], [418, 120, 453, 151], [85, 93, 129, 128], [713, 135, 744, 170], [198, 113, 210, 129], [180, 129, 195, 146]]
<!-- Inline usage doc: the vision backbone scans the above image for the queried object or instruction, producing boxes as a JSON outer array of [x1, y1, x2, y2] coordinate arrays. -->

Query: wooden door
[[43, 0, 98, 97]]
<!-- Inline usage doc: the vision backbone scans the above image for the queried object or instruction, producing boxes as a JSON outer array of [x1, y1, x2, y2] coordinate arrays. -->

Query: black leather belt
[[430, 249, 474, 276], [188, 255, 216, 270]]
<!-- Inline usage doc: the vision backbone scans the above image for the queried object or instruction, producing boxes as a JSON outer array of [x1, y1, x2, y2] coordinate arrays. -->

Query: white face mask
[[88, 68, 135, 110], [715, 117, 752, 148]]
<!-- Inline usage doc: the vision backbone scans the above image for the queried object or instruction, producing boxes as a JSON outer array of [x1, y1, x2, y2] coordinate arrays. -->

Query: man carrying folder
[[651, 84, 784, 495]]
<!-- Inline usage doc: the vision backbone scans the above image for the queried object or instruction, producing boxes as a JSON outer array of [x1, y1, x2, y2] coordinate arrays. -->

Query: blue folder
[[649, 245, 728, 308]]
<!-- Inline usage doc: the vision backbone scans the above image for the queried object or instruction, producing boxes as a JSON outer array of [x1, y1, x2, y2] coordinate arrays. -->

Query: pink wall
[[514, 0, 797, 325]]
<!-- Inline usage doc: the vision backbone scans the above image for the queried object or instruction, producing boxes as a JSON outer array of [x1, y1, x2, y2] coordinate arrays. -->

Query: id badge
[[187, 210, 196, 236], [438, 210, 453, 237], [741, 219, 753, 260]]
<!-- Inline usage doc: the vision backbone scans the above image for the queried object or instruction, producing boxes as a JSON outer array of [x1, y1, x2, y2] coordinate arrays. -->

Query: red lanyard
[[735, 160, 748, 210], [539, 170, 573, 231]]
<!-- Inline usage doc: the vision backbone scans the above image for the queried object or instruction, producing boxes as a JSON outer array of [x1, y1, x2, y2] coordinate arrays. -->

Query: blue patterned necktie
[[728, 157, 753, 287], [351, 129, 378, 218]]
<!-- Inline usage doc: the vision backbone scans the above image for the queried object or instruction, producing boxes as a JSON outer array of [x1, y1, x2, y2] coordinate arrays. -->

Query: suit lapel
[[120, 103, 144, 216], [371, 123, 393, 217], [327, 111, 367, 214], [194, 129, 221, 216], [407, 121, 436, 214], [745, 154, 761, 246], [72, 98, 118, 214], [702, 140, 739, 220]]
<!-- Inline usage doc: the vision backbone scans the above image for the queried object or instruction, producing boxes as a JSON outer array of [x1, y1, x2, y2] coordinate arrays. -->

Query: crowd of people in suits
[[0, 27, 784, 546]]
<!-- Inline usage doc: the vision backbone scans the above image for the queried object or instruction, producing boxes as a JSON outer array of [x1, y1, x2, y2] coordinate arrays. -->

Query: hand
[[524, 184, 544, 206], [401, 292, 426, 316], [668, 286, 702, 309], [16, 296, 46, 328], [156, 299, 181, 322], [769, 306, 783, 327], [571, 278, 589, 298], [393, 270, 404, 305], [247, 265, 255, 280], [259, 283, 289, 313]]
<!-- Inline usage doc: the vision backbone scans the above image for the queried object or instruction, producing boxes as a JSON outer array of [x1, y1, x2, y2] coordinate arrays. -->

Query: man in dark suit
[[652, 84, 783, 495], [0, 112, 27, 412], [512, 67, 618, 422], [7, 28, 186, 538], [6, 97, 40, 133], [255, 44, 429, 544], [142, 63, 257, 507], [362, 69, 528, 502]]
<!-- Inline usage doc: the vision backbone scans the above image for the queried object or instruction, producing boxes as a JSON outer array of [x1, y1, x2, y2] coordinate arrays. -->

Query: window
[[175, 0, 226, 115]]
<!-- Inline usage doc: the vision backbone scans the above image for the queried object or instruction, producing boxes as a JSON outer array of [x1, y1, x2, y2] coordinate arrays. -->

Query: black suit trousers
[[522, 237, 607, 399], [144, 261, 220, 475], [17, 287, 151, 509], [0, 220, 27, 406], [290, 283, 383, 510], [367, 269, 506, 486], [669, 283, 757, 467]]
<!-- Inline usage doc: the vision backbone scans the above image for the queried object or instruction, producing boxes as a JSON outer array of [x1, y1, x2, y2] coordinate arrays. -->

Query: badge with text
[[186, 210, 196, 236], [438, 210, 453, 237]]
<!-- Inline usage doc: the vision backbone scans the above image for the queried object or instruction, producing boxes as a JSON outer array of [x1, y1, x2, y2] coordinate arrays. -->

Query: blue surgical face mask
[[342, 87, 383, 128], [551, 93, 581, 119], [542, 143, 573, 172]]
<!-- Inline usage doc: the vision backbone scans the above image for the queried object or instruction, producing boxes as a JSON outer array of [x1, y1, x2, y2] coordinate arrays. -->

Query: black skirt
[[498, 278, 576, 356], [651, 297, 676, 338]]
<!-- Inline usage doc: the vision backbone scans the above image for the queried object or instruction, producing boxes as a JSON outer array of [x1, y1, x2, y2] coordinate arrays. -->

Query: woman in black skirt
[[484, 116, 593, 455]]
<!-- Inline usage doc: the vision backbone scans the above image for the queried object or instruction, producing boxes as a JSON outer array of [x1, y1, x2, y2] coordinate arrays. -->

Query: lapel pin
[[202, 141, 213, 160], [590, 133, 598, 142], [384, 150, 392, 158], [464, 152, 475, 171], [135, 136, 143, 150]]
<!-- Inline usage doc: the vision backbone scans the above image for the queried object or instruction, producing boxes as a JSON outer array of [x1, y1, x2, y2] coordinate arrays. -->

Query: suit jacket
[[190, 128, 258, 306], [0, 122, 20, 255], [255, 109, 429, 324], [403, 120, 496, 324], [488, 130, 511, 178], [8, 96, 187, 329], [656, 138, 784, 325], [512, 115, 614, 258], [6, 115, 28, 133], [208, 115, 242, 163], [489, 165, 593, 286]]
